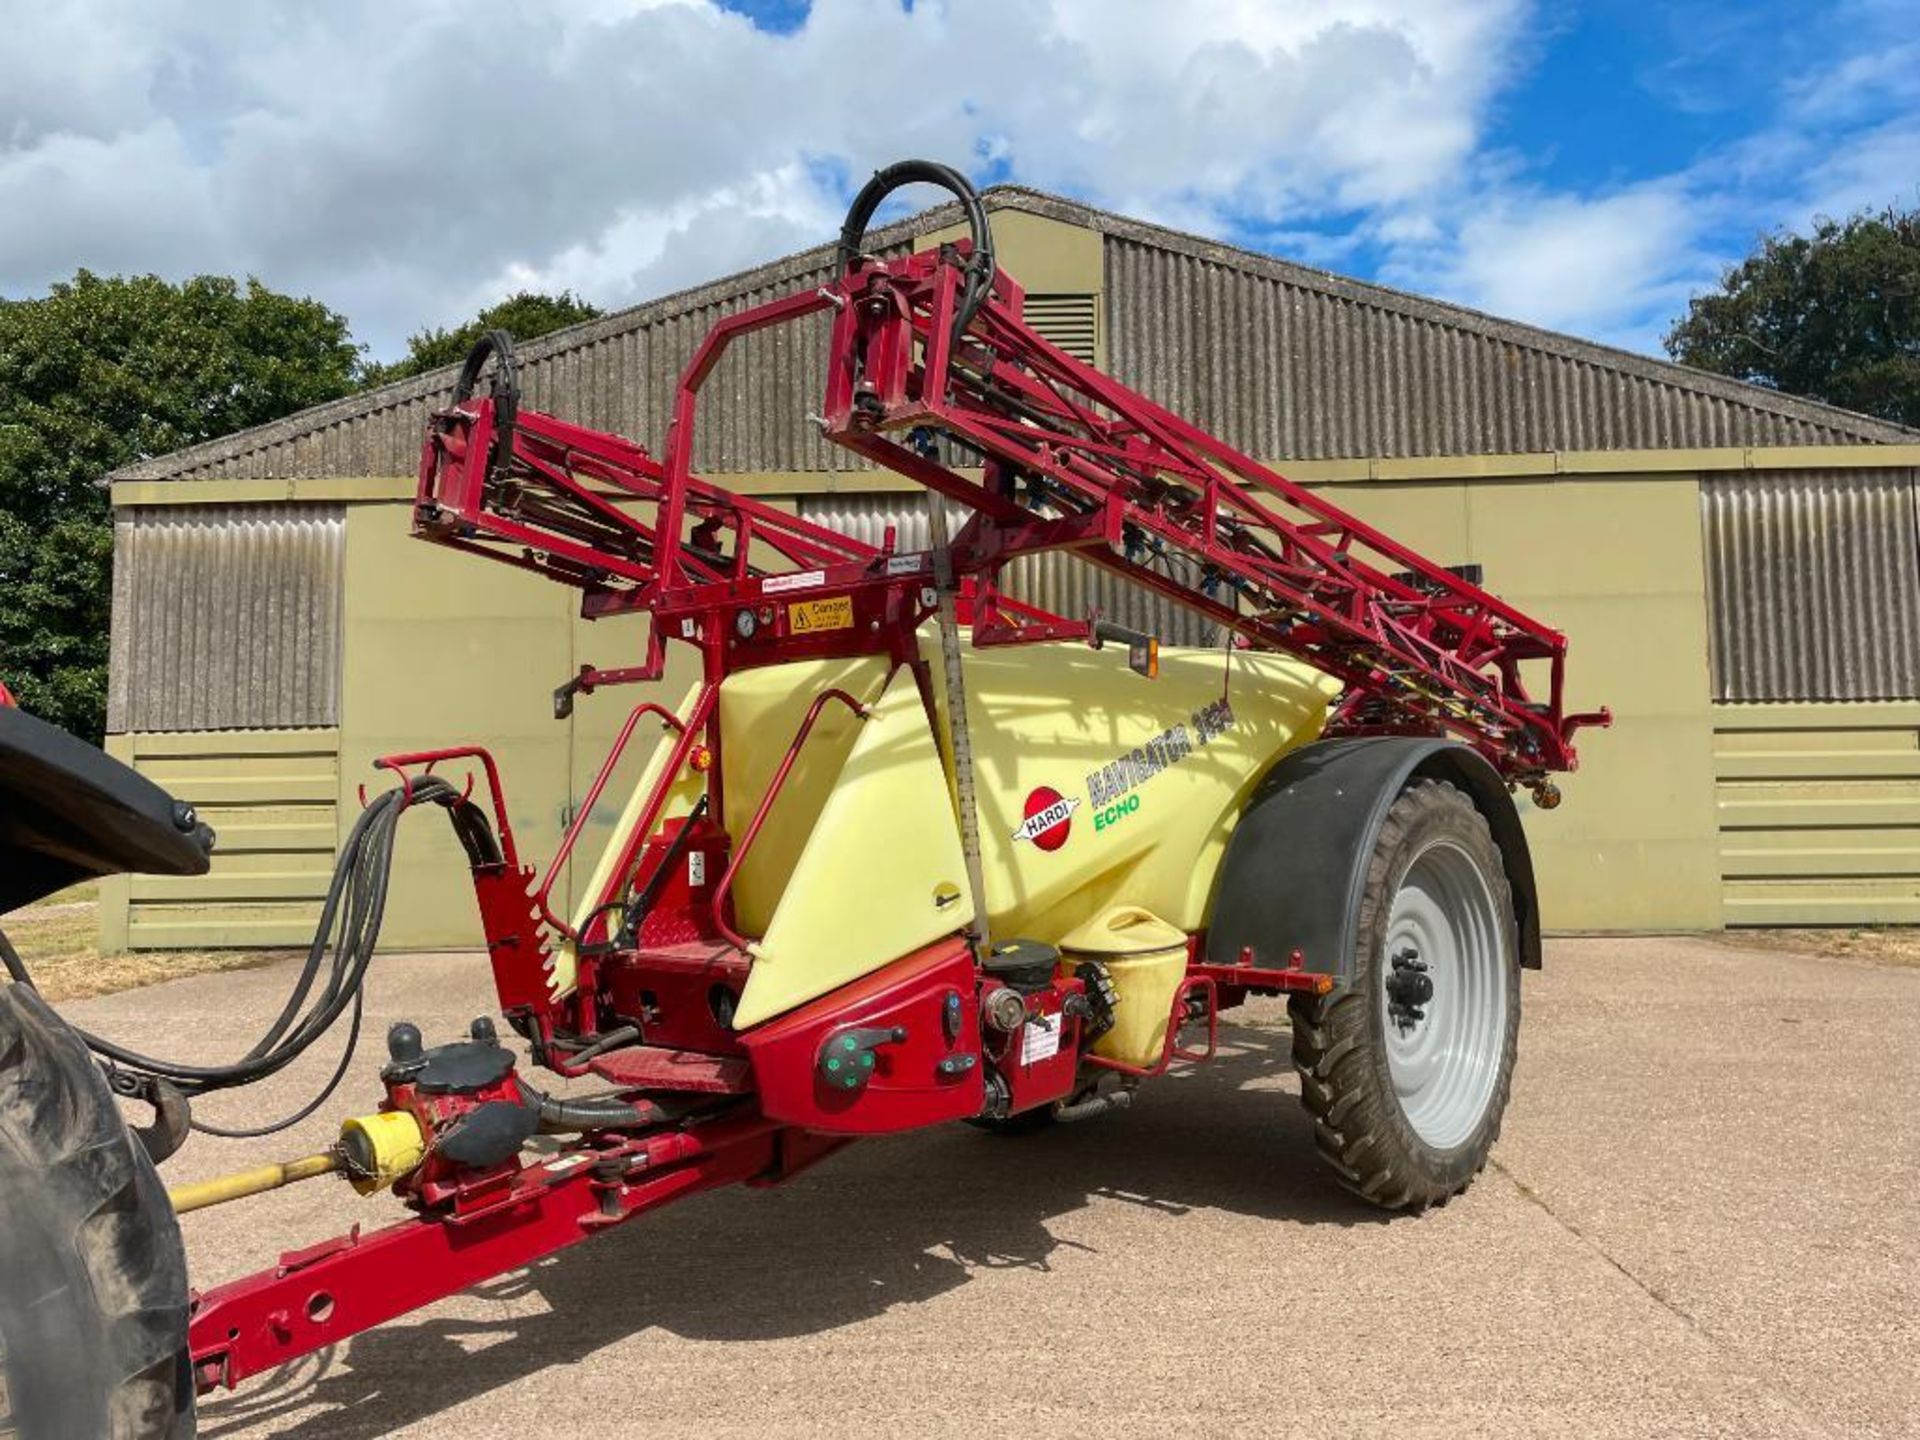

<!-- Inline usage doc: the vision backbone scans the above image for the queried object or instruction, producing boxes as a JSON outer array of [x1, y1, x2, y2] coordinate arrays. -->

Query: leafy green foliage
[[0, 272, 362, 740], [0, 275, 602, 742], [362, 290, 602, 386], [1665, 207, 1920, 428]]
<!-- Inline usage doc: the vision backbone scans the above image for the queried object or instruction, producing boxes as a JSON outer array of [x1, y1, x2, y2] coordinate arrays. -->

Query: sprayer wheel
[[1287, 780, 1520, 1211], [0, 979, 193, 1438]]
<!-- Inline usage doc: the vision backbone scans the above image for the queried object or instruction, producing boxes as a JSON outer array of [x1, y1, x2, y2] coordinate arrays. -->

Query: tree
[[1665, 206, 1920, 428], [363, 290, 602, 386], [0, 272, 361, 740]]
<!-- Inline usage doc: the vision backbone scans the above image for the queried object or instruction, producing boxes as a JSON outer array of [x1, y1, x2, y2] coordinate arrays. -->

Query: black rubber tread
[[1287, 780, 1520, 1212], [964, 1106, 1058, 1137], [0, 981, 193, 1439]]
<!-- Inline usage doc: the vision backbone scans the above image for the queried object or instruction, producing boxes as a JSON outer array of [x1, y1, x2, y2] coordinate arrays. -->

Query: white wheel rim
[[1380, 836, 1508, 1150]]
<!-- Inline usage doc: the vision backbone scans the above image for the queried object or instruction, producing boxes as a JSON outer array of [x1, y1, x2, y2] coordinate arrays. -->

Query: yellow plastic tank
[[1059, 905, 1189, 1067]]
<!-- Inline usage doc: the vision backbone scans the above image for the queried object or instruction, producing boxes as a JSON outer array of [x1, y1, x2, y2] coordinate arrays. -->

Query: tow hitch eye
[[1386, 948, 1432, 1032]]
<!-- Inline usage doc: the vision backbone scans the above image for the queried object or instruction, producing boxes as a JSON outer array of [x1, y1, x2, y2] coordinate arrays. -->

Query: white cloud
[[0, 0, 1525, 356], [1373, 1, 1920, 355], [1800, 118, 1920, 223], [1402, 182, 1707, 348], [0, 0, 1912, 368], [472, 163, 840, 314], [1785, 38, 1920, 123]]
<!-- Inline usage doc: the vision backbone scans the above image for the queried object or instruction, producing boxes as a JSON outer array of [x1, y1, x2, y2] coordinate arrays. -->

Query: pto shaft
[[167, 1151, 341, 1215]]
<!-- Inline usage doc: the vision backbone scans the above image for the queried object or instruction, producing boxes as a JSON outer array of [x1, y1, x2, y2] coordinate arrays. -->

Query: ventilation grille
[[1022, 293, 1098, 366]]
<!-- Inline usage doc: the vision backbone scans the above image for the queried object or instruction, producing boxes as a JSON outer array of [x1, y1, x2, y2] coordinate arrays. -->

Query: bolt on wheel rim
[[1380, 837, 1507, 1150]]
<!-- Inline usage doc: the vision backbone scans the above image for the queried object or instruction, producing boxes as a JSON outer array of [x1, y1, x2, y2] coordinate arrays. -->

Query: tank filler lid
[[982, 938, 1060, 993], [1058, 905, 1187, 958]]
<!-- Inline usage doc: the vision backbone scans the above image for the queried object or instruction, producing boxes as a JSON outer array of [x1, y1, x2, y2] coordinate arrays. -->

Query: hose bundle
[[0, 776, 500, 1140], [836, 159, 996, 342]]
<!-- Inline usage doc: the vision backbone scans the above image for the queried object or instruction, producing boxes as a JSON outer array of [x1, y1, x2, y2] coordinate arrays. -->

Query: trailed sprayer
[[0, 162, 1606, 1436]]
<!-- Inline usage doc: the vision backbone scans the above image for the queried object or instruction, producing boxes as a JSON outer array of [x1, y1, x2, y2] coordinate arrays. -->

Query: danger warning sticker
[[788, 595, 853, 633]]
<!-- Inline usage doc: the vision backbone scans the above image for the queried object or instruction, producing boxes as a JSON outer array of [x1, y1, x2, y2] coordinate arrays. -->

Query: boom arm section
[[816, 248, 1610, 779], [416, 169, 1606, 782]]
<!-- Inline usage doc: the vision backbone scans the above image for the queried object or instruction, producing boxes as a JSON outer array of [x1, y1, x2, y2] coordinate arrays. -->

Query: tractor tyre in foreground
[[0, 980, 193, 1439], [1288, 780, 1520, 1211]]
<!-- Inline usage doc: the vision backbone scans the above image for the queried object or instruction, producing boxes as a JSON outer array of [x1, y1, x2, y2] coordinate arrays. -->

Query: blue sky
[[716, 0, 1920, 352], [1, 0, 1914, 360], [1457, 0, 1919, 341]]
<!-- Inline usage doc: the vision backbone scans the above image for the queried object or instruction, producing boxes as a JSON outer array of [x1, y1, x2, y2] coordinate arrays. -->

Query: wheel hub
[[1385, 947, 1432, 1031]]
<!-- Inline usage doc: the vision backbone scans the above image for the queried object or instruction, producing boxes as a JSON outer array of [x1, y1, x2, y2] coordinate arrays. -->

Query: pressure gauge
[[733, 609, 757, 641]]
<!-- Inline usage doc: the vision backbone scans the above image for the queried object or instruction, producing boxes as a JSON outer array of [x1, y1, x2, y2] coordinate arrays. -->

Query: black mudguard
[[0, 705, 214, 915], [1205, 737, 1542, 979]]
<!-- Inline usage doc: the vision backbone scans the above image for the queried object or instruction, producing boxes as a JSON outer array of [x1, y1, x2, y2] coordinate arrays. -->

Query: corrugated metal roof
[[108, 504, 345, 730], [113, 188, 1914, 484], [1702, 468, 1920, 702], [1105, 239, 1889, 455]]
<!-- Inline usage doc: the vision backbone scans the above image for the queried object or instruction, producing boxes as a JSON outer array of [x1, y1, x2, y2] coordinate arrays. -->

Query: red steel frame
[[186, 212, 1606, 1396], [411, 244, 1605, 787]]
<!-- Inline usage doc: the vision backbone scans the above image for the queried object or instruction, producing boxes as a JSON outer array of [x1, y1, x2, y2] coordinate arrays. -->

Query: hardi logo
[[1012, 786, 1080, 852]]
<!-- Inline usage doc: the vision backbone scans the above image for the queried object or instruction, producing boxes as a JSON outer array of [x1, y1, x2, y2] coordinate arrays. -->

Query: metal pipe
[[928, 492, 992, 960], [167, 1151, 341, 1216]]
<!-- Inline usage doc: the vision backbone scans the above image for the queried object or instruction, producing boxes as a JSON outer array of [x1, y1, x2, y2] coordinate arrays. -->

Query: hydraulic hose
[[451, 328, 520, 441], [0, 775, 503, 1140], [837, 159, 995, 341], [517, 1080, 653, 1134], [442, 327, 522, 496]]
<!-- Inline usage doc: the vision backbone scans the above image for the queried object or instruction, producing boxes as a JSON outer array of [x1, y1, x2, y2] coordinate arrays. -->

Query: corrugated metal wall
[[1105, 238, 1881, 458], [1701, 469, 1920, 703], [108, 504, 345, 732], [522, 260, 852, 475], [798, 494, 1216, 646]]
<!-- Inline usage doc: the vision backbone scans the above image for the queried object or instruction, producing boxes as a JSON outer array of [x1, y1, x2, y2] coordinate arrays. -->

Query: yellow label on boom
[[788, 596, 853, 634]]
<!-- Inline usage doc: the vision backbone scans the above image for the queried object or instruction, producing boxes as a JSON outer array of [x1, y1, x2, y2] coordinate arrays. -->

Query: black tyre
[[1288, 780, 1520, 1211], [0, 981, 193, 1438]]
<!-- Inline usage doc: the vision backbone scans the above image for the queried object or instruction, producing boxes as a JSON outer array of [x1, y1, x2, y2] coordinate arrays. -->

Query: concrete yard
[[63, 936, 1919, 1439]]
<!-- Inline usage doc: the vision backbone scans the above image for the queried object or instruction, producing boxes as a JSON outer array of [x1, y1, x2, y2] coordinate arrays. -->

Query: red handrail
[[1081, 977, 1218, 1078], [535, 701, 688, 940], [372, 745, 520, 868]]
